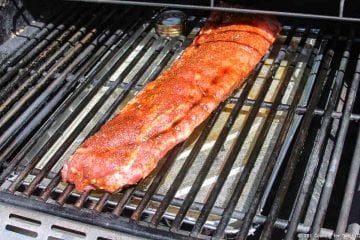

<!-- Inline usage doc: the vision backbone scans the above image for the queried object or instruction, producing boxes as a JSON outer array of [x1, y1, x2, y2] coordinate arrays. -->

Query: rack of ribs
[[61, 11, 281, 192]]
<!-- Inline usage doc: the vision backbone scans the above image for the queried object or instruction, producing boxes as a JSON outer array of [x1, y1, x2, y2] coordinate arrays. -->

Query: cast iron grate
[[0, 2, 359, 240]]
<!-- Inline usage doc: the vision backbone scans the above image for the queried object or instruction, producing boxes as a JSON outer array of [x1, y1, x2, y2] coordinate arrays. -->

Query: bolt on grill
[[0, 2, 360, 240]]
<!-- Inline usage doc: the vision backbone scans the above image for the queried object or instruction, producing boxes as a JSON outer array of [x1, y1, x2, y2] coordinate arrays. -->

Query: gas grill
[[1, 0, 360, 239]]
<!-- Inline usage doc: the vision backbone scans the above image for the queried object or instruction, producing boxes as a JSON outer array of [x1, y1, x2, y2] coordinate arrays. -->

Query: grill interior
[[0, 0, 360, 239]]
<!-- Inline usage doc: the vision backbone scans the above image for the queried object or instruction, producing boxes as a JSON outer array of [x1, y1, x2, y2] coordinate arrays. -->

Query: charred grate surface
[[0, 3, 360, 240]]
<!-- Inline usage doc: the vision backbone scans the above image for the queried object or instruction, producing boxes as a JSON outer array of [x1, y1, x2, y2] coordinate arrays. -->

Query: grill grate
[[0, 3, 360, 240]]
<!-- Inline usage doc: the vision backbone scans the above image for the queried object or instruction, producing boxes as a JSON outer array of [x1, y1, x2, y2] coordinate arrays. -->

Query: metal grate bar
[[212, 28, 318, 239], [0, 6, 93, 104], [260, 38, 335, 239], [94, 192, 111, 212], [285, 36, 353, 240], [61, 47, 184, 209], [4, 8, 124, 193], [236, 36, 332, 239], [191, 28, 312, 238], [149, 101, 226, 226], [20, 11, 139, 198], [0, 7, 143, 185], [12, 21, 158, 195], [9, 15, 148, 199], [0, 12, 110, 113], [40, 174, 61, 201], [336, 127, 360, 235], [234, 98, 360, 121], [5, 31, 118, 194], [75, 191, 91, 209], [256, 32, 332, 219], [36, 14, 194, 208], [131, 188, 332, 236], [0, 9, 127, 168], [9, 178, 337, 236], [0, 2, 73, 77], [131, 142, 186, 221], [57, 184, 75, 205], [82, 20, 203, 218], [87, 38, 194, 213], [0, 6, 112, 120], [129, 19, 239, 223], [0, 7, 118, 156], [170, 28, 295, 232], [257, 37, 338, 240], [309, 51, 360, 240], [112, 188, 135, 216], [0, 6, 84, 93], [301, 69, 344, 231]]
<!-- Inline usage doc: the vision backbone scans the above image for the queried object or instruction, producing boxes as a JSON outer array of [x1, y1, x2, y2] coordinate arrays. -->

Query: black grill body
[[0, 0, 360, 239]]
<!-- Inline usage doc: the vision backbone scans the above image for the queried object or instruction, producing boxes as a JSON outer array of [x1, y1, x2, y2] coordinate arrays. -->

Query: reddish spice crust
[[61, 12, 281, 192]]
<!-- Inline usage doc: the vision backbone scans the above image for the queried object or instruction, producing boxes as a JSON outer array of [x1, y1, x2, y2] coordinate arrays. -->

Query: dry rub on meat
[[61, 12, 281, 192]]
